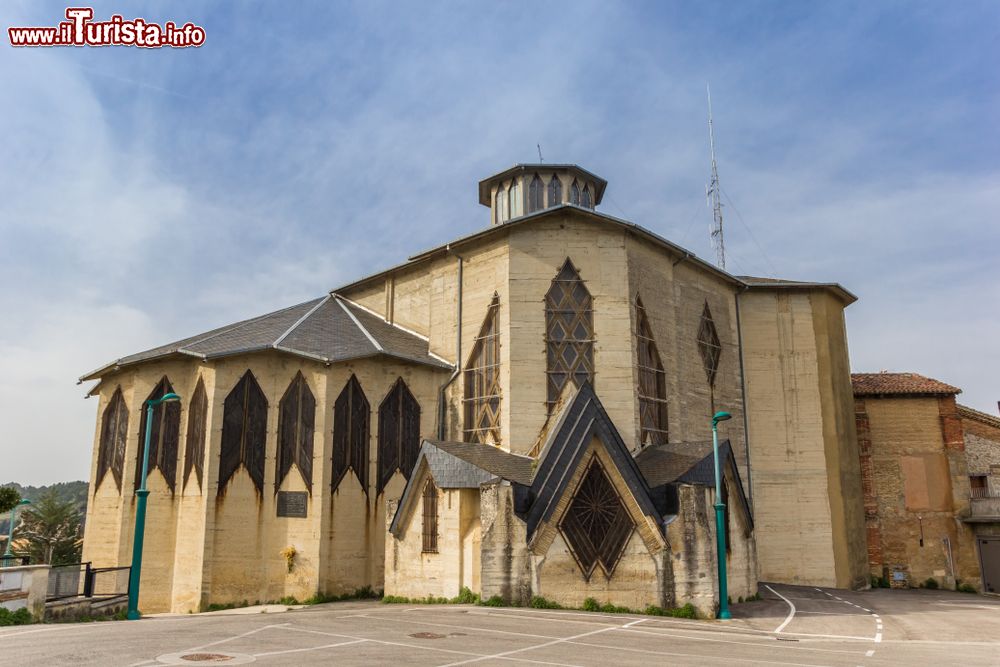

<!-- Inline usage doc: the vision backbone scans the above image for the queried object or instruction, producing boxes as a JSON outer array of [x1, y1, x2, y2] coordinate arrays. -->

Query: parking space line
[[616, 626, 870, 655], [252, 638, 366, 657], [435, 626, 615, 666], [765, 584, 797, 633]]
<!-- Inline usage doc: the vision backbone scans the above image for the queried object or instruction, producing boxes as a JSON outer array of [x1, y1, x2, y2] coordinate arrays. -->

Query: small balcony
[[968, 488, 1000, 523]]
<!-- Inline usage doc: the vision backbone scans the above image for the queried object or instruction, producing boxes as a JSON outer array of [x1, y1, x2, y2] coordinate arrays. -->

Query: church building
[[80, 163, 868, 615]]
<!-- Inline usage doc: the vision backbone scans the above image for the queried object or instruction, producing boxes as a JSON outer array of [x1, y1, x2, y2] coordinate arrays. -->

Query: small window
[[547, 174, 562, 207], [495, 186, 506, 224], [971, 475, 988, 498], [528, 174, 544, 213], [508, 179, 522, 219], [581, 183, 592, 208], [422, 479, 439, 553], [570, 179, 581, 206]]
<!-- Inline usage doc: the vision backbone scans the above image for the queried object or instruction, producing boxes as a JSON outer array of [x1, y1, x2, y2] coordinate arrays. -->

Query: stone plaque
[[277, 491, 308, 518]]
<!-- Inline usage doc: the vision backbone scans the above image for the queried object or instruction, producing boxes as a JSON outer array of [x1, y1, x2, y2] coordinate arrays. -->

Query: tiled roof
[[423, 440, 534, 486], [851, 372, 961, 397], [80, 294, 452, 381], [958, 404, 1000, 430]]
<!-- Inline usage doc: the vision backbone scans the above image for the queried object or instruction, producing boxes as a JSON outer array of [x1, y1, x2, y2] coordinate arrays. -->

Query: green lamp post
[[127, 392, 181, 620], [2, 499, 31, 566], [712, 410, 732, 620]]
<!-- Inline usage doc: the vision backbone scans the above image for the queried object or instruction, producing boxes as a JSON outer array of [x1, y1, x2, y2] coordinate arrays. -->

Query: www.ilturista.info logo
[[8, 8, 205, 48]]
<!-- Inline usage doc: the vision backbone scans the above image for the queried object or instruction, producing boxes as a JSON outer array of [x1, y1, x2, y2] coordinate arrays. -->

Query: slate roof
[[80, 294, 452, 381], [423, 440, 534, 486], [851, 372, 961, 397]]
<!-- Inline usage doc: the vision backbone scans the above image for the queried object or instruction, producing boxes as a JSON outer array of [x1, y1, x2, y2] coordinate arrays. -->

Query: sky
[[1, 1, 997, 484]]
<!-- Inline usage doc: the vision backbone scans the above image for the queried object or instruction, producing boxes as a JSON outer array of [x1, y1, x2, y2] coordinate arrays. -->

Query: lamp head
[[18, 499, 31, 507], [161, 393, 181, 403], [712, 411, 732, 426]]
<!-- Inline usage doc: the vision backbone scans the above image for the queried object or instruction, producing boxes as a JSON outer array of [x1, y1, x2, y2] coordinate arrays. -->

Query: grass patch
[[529, 596, 562, 609], [956, 582, 977, 594], [0, 608, 33, 626], [383, 588, 481, 606], [643, 603, 697, 619]]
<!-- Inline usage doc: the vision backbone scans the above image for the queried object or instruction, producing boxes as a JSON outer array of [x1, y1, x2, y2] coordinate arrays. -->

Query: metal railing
[[87, 565, 131, 600], [971, 486, 1000, 499], [47, 562, 89, 601], [0, 554, 30, 568]]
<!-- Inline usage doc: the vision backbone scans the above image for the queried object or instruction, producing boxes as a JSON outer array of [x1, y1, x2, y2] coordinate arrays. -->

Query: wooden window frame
[[635, 297, 668, 446], [377, 378, 421, 495], [422, 479, 439, 553], [547, 174, 562, 208], [184, 377, 207, 492], [544, 259, 595, 410], [135, 376, 181, 493], [464, 294, 502, 445], [219, 370, 269, 496], [97, 387, 129, 493], [697, 301, 722, 388], [332, 374, 370, 494], [528, 173, 544, 213], [276, 371, 316, 494]]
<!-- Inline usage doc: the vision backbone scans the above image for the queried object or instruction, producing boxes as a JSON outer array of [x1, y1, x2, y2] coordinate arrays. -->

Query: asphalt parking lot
[[1, 584, 999, 666]]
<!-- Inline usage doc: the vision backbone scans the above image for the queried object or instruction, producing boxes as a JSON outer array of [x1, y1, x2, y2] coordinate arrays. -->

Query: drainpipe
[[437, 245, 463, 440], [735, 285, 754, 509]]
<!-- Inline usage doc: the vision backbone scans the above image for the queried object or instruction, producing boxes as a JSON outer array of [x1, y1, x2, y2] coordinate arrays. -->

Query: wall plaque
[[277, 491, 308, 518]]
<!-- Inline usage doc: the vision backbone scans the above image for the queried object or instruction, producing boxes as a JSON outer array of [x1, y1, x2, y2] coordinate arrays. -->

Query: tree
[[0, 486, 20, 514], [14, 489, 82, 565]]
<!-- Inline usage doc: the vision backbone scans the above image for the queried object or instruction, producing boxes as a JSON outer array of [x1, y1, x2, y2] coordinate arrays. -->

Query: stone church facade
[[80, 163, 867, 614]]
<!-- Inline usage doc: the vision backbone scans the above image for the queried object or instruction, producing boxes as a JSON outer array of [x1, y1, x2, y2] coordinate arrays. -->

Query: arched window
[[544, 259, 594, 410], [697, 302, 722, 388], [377, 378, 421, 496], [581, 183, 592, 208], [570, 179, 581, 206], [276, 372, 315, 493], [135, 376, 181, 493], [547, 175, 562, 207], [184, 377, 207, 491], [635, 297, 668, 446], [464, 294, 501, 445], [332, 374, 370, 494], [508, 179, 522, 219], [528, 174, 544, 213], [495, 185, 506, 224], [97, 387, 129, 493], [422, 479, 439, 553], [219, 370, 268, 495]]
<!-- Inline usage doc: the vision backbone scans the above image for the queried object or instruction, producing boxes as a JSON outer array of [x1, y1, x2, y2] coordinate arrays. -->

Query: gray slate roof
[[81, 294, 451, 381], [423, 439, 535, 486]]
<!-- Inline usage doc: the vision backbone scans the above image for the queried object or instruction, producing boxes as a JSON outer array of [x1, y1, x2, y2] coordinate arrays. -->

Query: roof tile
[[851, 372, 960, 397]]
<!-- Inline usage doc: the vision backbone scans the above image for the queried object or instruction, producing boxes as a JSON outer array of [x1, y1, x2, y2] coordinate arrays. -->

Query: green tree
[[14, 489, 82, 565], [0, 486, 20, 514]]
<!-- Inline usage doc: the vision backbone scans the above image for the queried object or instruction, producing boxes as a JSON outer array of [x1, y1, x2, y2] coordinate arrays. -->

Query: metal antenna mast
[[706, 85, 726, 270], [537, 143, 544, 162]]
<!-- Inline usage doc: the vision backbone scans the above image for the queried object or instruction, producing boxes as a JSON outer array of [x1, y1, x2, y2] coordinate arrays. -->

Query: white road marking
[[183, 622, 284, 652], [622, 618, 646, 628], [766, 584, 797, 634], [616, 626, 869, 655], [570, 638, 849, 667], [252, 638, 366, 657], [866, 649, 875, 657], [435, 626, 616, 666]]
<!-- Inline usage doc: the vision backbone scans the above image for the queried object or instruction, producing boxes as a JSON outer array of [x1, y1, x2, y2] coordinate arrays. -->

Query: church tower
[[478, 164, 607, 225]]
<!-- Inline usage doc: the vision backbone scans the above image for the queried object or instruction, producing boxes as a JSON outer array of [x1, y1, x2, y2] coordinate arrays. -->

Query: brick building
[[958, 404, 1000, 592], [853, 372, 982, 589]]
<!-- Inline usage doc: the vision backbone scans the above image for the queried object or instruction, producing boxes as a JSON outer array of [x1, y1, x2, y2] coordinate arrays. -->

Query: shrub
[[481, 595, 506, 607], [278, 596, 299, 606], [0, 608, 32, 626], [923, 578, 939, 590], [670, 603, 698, 619], [582, 597, 600, 612], [529, 596, 561, 609], [455, 587, 480, 604], [598, 602, 631, 614], [957, 583, 977, 594]]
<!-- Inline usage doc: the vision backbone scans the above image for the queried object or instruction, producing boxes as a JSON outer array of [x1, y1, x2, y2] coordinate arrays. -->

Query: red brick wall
[[855, 398, 882, 571]]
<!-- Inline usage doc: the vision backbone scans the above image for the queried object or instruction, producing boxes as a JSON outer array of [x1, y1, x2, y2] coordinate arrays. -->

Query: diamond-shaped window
[[697, 302, 721, 387], [559, 458, 635, 580]]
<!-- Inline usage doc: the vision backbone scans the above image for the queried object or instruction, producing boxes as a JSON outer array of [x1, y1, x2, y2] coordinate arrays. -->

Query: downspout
[[735, 285, 754, 510], [437, 245, 463, 440]]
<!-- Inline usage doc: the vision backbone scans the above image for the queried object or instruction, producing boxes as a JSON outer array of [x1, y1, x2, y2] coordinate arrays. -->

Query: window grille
[[134, 376, 181, 493], [635, 298, 668, 446], [184, 377, 207, 491], [332, 374, 370, 494], [697, 302, 722, 387], [378, 378, 421, 495], [422, 479, 439, 553], [547, 174, 562, 207], [276, 371, 315, 493], [559, 457, 634, 579], [528, 174, 544, 213], [97, 387, 129, 493], [464, 294, 501, 445], [545, 260, 594, 409], [570, 179, 581, 205], [219, 370, 268, 495]]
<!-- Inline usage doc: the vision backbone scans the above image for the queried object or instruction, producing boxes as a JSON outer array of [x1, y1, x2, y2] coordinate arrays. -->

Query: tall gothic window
[[464, 294, 501, 444], [508, 179, 523, 218], [219, 370, 268, 495], [134, 376, 181, 493], [422, 479, 439, 553], [495, 185, 506, 224], [276, 372, 315, 493], [97, 387, 129, 493], [545, 260, 594, 410], [184, 377, 207, 491], [559, 457, 634, 580], [547, 174, 562, 207], [528, 174, 544, 213], [635, 298, 668, 446], [697, 302, 722, 388], [332, 375, 369, 494], [581, 183, 592, 208], [570, 179, 581, 206], [378, 378, 421, 496]]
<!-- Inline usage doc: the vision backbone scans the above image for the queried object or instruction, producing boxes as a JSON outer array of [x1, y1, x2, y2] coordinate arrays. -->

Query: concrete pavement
[[1, 584, 999, 666]]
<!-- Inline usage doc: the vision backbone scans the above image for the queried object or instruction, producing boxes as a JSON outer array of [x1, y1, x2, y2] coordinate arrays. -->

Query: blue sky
[[2, 1, 997, 484]]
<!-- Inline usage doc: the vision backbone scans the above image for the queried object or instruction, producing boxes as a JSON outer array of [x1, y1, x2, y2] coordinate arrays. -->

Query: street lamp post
[[2, 499, 31, 566], [712, 410, 732, 620], [127, 392, 181, 620]]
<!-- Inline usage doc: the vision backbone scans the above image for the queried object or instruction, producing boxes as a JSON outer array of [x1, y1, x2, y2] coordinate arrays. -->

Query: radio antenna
[[706, 84, 726, 270], [537, 143, 544, 162]]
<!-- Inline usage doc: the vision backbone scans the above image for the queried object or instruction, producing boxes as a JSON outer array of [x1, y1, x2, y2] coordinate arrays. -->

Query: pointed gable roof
[[519, 382, 662, 539], [80, 294, 451, 381]]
